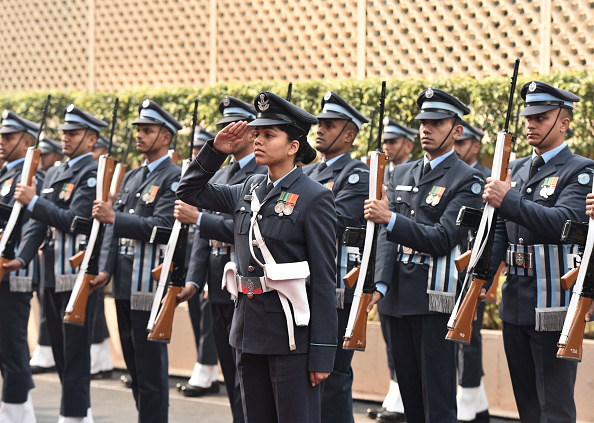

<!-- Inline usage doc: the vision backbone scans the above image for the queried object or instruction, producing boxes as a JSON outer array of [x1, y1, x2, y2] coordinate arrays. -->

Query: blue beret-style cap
[[57, 104, 108, 134], [193, 127, 216, 147], [316, 91, 369, 130], [519, 81, 580, 116], [457, 121, 485, 142], [217, 96, 257, 126], [415, 88, 470, 120], [0, 110, 40, 137], [132, 99, 183, 135], [382, 117, 418, 142]]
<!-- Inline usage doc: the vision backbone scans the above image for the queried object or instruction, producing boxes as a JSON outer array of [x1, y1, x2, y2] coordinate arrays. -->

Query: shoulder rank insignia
[[141, 185, 159, 203], [578, 173, 591, 185], [323, 181, 334, 190], [59, 183, 74, 201], [426, 186, 445, 206], [0, 179, 13, 197], [275, 191, 299, 216], [539, 177, 558, 198]]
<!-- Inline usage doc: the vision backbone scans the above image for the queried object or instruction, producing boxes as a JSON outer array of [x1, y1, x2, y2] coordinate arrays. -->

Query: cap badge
[[1, 110, 8, 119], [142, 99, 151, 108], [529, 81, 537, 92], [258, 94, 270, 112], [324, 91, 332, 101], [425, 88, 434, 99], [66, 104, 75, 113], [223, 97, 230, 107]]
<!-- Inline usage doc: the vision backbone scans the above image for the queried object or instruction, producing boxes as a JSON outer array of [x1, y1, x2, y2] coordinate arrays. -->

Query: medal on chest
[[323, 181, 334, 190], [426, 186, 445, 206], [539, 177, 558, 199], [275, 191, 299, 216], [59, 183, 74, 201], [141, 185, 159, 204], [0, 179, 12, 197]]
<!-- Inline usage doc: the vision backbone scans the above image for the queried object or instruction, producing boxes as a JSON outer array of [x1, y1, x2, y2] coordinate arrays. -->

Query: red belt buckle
[[242, 279, 262, 299]]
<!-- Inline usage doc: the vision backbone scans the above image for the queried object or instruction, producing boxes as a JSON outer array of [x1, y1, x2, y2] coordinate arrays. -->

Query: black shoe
[[120, 374, 133, 388], [91, 369, 113, 380], [176, 382, 183, 392], [180, 381, 220, 397], [366, 407, 386, 420], [30, 365, 56, 375], [377, 410, 406, 423], [458, 410, 490, 423]]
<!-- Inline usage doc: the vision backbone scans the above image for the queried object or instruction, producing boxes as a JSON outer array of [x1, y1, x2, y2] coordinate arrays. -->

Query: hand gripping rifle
[[556, 188, 594, 361], [446, 59, 520, 344], [342, 81, 387, 351], [0, 95, 50, 283], [146, 98, 198, 342], [64, 98, 119, 325]]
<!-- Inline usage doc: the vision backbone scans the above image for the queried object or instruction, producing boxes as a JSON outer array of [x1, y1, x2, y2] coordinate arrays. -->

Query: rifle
[[168, 109, 184, 164], [0, 95, 50, 283], [446, 59, 520, 344], [556, 204, 594, 361], [286, 82, 293, 102], [363, 108, 377, 166], [64, 98, 119, 325], [146, 98, 198, 342], [342, 81, 387, 351]]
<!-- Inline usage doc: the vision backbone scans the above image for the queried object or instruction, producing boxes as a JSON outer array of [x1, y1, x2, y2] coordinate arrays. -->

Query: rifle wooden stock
[[455, 249, 472, 272], [446, 277, 487, 344], [101, 157, 115, 202], [343, 292, 372, 350], [147, 281, 183, 343], [27, 150, 41, 184], [151, 262, 173, 281], [69, 250, 85, 269], [63, 273, 94, 325], [485, 261, 504, 304], [557, 296, 593, 361], [0, 257, 9, 286], [561, 266, 580, 291], [343, 266, 360, 290], [111, 163, 127, 198]]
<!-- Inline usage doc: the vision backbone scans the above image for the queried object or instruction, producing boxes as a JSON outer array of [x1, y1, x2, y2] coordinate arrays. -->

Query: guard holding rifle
[[5, 105, 106, 422], [0, 111, 45, 422], [90, 100, 181, 423], [302, 91, 369, 423], [483, 81, 594, 422], [365, 88, 484, 422]]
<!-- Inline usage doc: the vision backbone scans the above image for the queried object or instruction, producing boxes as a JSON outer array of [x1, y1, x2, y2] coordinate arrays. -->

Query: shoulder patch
[[87, 177, 97, 188], [348, 174, 360, 184], [472, 174, 485, 184], [578, 173, 591, 185], [471, 182, 482, 195], [171, 181, 179, 192], [352, 167, 370, 174]]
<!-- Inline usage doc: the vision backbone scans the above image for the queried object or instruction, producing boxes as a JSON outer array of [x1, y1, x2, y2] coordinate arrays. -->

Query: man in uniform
[[5, 105, 107, 423], [367, 118, 418, 423], [91, 136, 119, 162], [0, 111, 44, 422], [175, 96, 265, 422], [482, 81, 594, 422], [90, 99, 182, 423], [39, 135, 63, 171], [303, 91, 369, 423], [174, 126, 221, 398], [453, 121, 491, 423], [365, 88, 484, 422]]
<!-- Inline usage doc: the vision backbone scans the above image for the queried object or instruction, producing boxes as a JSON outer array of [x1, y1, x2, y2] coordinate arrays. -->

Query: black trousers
[[188, 293, 218, 366], [457, 300, 485, 387], [45, 288, 98, 417], [115, 300, 169, 423]]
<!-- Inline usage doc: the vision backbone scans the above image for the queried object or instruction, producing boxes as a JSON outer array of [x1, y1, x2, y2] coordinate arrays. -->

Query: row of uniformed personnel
[[0, 79, 592, 423]]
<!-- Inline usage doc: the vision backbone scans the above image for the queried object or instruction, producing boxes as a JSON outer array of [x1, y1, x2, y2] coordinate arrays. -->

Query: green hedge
[[1, 70, 594, 168]]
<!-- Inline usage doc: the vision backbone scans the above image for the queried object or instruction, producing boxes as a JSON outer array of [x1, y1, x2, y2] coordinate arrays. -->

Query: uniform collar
[[532, 141, 567, 164], [145, 153, 169, 174], [66, 152, 93, 168], [233, 152, 255, 169], [321, 153, 346, 168], [423, 148, 456, 169], [267, 166, 298, 188], [6, 157, 25, 171]]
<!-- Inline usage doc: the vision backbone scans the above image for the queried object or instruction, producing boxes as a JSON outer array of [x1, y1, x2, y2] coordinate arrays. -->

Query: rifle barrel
[[108, 98, 119, 155], [189, 99, 199, 154], [286, 82, 293, 102], [34, 95, 52, 148], [504, 58, 520, 132], [376, 81, 387, 151]]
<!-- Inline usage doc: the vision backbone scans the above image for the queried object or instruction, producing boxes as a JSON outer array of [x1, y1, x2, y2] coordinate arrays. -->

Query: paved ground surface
[[21, 369, 519, 422]]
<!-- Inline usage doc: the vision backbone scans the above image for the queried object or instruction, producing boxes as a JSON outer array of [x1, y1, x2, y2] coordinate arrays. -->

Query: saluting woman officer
[[177, 91, 338, 423]]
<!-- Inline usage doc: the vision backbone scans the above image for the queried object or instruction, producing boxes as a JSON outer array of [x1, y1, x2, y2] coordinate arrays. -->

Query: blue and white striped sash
[[131, 240, 166, 311], [54, 229, 85, 292]]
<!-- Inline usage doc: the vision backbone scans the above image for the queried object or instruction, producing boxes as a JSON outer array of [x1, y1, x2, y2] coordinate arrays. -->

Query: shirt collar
[[321, 153, 345, 168], [267, 166, 298, 187], [532, 141, 567, 164], [234, 152, 255, 169], [66, 152, 93, 167], [423, 148, 455, 169], [146, 153, 170, 175], [6, 157, 25, 171]]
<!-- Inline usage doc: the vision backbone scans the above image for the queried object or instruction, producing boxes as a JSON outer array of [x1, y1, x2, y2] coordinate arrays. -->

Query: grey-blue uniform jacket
[[99, 157, 180, 310], [376, 153, 484, 316], [177, 142, 338, 372], [0, 161, 44, 290], [17, 155, 97, 290], [303, 153, 369, 305], [488, 145, 594, 327], [187, 157, 267, 304]]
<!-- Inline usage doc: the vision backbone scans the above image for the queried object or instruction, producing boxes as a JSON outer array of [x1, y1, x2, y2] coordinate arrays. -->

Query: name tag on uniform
[[42, 188, 54, 194], [511, 182, 517, 188], [395, 185, 412, 191]]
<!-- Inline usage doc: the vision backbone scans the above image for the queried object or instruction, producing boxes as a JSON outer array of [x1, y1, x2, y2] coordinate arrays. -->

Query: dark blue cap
[[194, 127, 216, 147], [382, 117, 418, 142], [39, 134, 62, 154], [415, 88, 470, 120], [0, 110, 40, 137], [520, 81, 580, 116], [132, 99, 183, 135], [217, 96, 257, 126], [57, 104, 108, 134], [316, 91, 369, 130], [457, 121, 485, 142], [94, 135, 121, 150]]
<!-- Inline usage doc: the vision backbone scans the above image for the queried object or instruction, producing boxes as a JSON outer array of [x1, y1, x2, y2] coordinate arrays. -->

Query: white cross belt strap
[[221, 189, 310, 351]]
